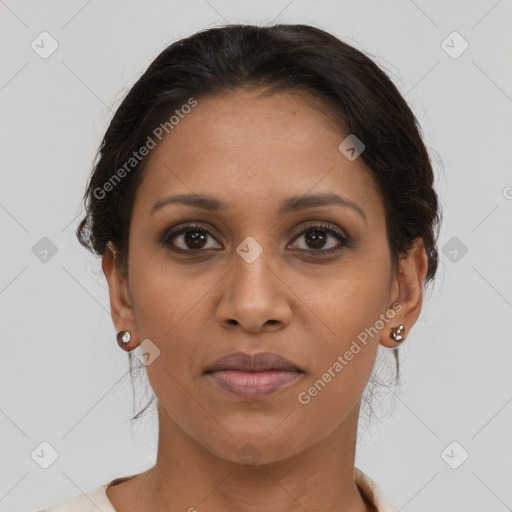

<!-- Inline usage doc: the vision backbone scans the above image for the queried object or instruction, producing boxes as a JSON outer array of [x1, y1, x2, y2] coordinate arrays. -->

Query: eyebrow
[[150, 192, 367, 223]]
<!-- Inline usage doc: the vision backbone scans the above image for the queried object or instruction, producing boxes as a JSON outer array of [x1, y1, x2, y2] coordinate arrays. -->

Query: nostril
[[227, 319, 238, 325]]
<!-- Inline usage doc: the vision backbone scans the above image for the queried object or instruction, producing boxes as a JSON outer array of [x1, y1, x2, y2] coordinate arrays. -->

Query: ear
[[380, 237, 429, 348], [102, 242, 140, 348]]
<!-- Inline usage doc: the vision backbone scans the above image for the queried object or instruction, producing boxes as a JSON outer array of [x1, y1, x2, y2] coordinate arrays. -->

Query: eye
[[287, 223, 350, 254], [160, 223, 223, 251], [159, 221, 351, 255]]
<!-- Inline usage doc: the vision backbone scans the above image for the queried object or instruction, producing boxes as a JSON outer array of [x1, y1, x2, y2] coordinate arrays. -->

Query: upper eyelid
[[162, 221, 348, 247], [290, 222, 347, 239]]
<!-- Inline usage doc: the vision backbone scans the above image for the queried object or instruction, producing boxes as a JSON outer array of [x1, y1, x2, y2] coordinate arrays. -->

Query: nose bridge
[[231, 241, 277, 302], [217, 237, 291, 332]]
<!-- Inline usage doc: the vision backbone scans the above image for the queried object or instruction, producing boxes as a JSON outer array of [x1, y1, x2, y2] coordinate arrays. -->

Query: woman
[[39, 23, 440, 512]]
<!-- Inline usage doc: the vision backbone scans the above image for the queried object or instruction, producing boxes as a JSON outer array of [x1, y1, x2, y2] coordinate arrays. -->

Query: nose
[[216, 249, 292, 334]]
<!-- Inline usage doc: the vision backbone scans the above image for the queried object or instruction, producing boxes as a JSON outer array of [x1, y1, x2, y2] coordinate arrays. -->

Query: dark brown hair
[[77, 23, 441, 423]]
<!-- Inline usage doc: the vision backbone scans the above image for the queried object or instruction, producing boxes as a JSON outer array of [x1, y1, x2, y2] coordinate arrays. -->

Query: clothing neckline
[[93, 467, 399, 512]]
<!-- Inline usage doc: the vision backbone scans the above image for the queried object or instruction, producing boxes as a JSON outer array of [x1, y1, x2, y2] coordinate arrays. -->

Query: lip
[[204, 351, 302, 373], [207, 369, 303, 399], [203, 351, 304, 399]]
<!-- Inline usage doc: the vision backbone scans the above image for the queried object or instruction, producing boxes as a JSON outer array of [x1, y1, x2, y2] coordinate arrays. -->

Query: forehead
[[134, 88, 382, 217], [162, 88, 346, 159]]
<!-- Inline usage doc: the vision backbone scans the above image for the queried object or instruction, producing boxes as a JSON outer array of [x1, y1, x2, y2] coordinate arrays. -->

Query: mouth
[[203, 351, 304, 399], [206, 369, 303, 399]]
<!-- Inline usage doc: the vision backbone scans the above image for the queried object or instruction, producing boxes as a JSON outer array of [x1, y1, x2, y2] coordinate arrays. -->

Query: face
[[104, 88, 425, 465]]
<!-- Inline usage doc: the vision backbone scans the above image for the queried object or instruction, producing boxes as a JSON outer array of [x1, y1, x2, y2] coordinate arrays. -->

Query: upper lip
[[204, 351, 303, 373]]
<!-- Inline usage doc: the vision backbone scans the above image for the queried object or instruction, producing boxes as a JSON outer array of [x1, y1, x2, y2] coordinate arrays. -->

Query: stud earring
[[389, 324, 406, 343], [117, 330, 133, 351]]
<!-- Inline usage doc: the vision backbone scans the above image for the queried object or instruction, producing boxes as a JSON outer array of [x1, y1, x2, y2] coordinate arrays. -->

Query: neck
[[122, 402, 372, 512]]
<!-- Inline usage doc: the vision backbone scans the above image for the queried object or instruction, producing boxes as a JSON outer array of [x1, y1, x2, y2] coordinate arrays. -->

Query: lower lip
[[206, 370, 303, 399]]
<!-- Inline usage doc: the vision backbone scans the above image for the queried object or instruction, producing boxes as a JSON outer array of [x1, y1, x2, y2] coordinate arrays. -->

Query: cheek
[[127, 254, 214, 402], [290, 295, 384, 446], [127, 262, 214, 437], [127, 246, 232, 358], [292, 248, 392, 347], [128, 250, 213, 341], [290, 253, 391, 415]]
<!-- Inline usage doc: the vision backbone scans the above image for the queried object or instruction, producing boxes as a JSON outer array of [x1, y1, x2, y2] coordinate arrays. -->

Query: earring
[[117, 330, 133, 351], [390, 324, 406, 343]]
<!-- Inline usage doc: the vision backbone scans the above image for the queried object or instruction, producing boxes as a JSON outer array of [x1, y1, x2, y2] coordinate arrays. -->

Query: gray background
[[1, 1, 511, 511]]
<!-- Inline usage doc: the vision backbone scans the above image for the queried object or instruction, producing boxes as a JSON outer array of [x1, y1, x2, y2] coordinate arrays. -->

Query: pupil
[[306, 229, 326, 249], [185, 230, 207, 248]]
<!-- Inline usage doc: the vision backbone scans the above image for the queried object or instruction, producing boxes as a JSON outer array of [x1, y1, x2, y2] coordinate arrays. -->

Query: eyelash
[[159, 222, 352, 256]]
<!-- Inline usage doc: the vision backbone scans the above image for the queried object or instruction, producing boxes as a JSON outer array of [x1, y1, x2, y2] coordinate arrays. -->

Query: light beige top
[[37, 468, 400, 512]]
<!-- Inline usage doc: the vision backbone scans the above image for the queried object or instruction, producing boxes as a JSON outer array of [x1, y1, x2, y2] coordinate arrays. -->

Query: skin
[[102, 88, 428, 512]]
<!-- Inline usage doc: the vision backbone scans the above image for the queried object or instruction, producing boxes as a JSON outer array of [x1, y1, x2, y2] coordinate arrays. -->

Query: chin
[[200, 426, 306, 467]]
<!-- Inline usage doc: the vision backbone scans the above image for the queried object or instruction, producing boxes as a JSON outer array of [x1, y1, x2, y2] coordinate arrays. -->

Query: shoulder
[[354, 467, 401, 512], [36, 483, 115, 512]]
